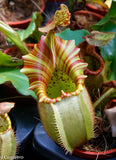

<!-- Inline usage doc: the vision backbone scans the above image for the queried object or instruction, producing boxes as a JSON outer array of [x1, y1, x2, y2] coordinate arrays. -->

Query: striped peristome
[[55, 36, 88, 94], [21, 31, 88, 103]]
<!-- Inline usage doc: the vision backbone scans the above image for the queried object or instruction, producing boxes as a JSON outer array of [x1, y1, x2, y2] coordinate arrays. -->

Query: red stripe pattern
[[21, 32, 88, 103]]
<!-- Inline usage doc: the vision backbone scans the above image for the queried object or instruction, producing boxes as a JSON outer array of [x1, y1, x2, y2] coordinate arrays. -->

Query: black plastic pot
[[33, 123, 84, 160], [8, 97, 38, 155], [3, 82, 47, 159], [33, 122, 116, 160]]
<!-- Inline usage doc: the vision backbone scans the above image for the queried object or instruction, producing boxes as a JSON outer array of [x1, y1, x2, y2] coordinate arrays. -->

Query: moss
[[47, 66, 76, 98]]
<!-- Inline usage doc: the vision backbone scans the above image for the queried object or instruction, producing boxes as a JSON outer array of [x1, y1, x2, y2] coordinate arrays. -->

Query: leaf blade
[[0, 67, 37, 99], [84, 31, 114, 46]]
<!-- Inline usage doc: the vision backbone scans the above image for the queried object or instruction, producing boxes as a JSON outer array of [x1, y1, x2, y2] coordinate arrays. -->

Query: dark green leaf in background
[[92, 1, 116, 80], [92, 1, 116, 31], [100, 22, 116, 80], [0, 67, 37, 99], [0, 51, 23, 67], [56, 28, 89, 45], [17, 12, 43, 42]]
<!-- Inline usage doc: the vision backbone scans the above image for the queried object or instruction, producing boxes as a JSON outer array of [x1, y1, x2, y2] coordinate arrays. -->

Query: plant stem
[[93, 88, 116, 109]]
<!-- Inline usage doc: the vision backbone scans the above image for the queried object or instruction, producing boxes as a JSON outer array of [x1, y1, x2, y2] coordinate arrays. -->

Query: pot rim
[[4, 43, 35, 52], [73, 147, 116, 159], [86, 2, 109, 16], [74, 10, 103, 20], [4, 0, 45, 28]]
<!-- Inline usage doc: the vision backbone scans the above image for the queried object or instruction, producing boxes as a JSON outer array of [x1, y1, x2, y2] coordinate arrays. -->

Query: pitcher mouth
[[0, 113, 11, 134], [37, 66, 85, 104], [46, 66, 77, 98], [21, 31, 88, 104]]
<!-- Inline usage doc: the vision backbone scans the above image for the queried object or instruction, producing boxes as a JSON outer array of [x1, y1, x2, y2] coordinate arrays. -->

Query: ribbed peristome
[[21, 31, 88, 104], [21, 31, 88, 103]]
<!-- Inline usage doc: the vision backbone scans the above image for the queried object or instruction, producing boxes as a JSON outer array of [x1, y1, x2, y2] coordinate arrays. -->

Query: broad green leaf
[[17, 12, 43, 42], [0, 51, 23, 67], [100, 22, 116, 80], [84, 31, 114, 46], [56, 28, 89, 45], [91, 1, 116, 80], [0, 20, 28, 54], [0, 67, 37, 99], [92, 1, 116, 30]]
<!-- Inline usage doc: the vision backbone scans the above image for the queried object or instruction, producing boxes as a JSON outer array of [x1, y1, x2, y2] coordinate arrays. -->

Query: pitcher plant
[[21, 4, 94, 153], [0, 102, 16, 160]]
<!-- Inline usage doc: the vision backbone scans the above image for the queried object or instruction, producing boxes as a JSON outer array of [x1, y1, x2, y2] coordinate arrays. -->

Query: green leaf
[[0, 20, 28, 54], [0, 51, 23, 67], [17, 12, 43, 42], [91, 1, 116, 80], [55, 28, 89, 45], [92, 1, 116, 30], [84, 31, 114, 46], [100, 22, 116, 80], [0, 67, 37, 99]]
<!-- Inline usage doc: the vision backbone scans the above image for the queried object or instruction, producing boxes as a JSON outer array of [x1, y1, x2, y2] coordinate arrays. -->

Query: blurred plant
[[0, 102, 16, 160], [68, 0, 108, 13], [0, 12, 43, 100]]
